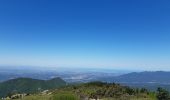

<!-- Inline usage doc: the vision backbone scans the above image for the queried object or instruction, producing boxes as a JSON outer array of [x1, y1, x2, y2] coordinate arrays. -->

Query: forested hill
[[0, 77, 66, 97]]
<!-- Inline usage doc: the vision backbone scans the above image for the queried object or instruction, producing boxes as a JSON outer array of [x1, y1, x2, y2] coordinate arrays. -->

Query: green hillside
[[8, 82, 160, 100], [0, 77, 66, 97], [1, 79, 170, 100], [54, 82, 156, 100]]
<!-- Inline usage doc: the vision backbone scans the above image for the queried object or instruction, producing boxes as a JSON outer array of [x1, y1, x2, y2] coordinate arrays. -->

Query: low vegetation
[[2, 81, 170, 100], [52, 92, 79, 100]]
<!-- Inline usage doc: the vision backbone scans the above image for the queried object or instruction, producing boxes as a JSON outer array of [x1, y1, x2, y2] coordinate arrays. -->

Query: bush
[[125, 87, 135, 95], [140, 88, 148, 93], [156, 87, 170, 100], [52, 93, 79, 100]]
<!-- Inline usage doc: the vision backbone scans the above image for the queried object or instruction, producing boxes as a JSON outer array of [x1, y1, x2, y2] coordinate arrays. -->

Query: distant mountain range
[[112, 71, 170, 83], [1, 69, 170, 97], [0, 77, 66, 97], [108, 71, 170, 91], [1, 70, 170, 84]]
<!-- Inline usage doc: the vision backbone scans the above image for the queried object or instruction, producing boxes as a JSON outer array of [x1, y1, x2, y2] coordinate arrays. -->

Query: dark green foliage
[[85, 81, 107, 87], [140, 88, 148, 93], [135, 88, 139, 94], [60, 82, 152, 99], [156, 87, 170, 100], [125, 87, 135, 95], [52, 93, 79, 100], [0, 77, 66, 97]]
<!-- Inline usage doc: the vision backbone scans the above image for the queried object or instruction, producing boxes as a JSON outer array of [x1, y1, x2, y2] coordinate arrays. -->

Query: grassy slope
[[13, 95, 155, 100], [12, 82, 157, 100]]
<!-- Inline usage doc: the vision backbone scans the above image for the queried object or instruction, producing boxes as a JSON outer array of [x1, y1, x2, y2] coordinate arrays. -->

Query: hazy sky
[[0, 0, 170, 70]]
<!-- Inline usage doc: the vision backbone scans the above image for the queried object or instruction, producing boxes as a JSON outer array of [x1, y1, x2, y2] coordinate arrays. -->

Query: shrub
[[52, 93, 79, 100], [156, 87, 170, 100]]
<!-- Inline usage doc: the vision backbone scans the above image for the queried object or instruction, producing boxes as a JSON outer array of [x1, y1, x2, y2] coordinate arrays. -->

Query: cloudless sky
[[0, 0, 170, 70]]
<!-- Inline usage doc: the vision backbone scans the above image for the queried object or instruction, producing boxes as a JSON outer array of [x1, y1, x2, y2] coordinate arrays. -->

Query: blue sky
[[0, 0, 170, 70]]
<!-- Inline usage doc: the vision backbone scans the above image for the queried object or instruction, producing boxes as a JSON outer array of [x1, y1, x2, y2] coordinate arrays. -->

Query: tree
[[140, 88, 148, 94], [156, 87, 170, 100], [125, 87, 135, 95]]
